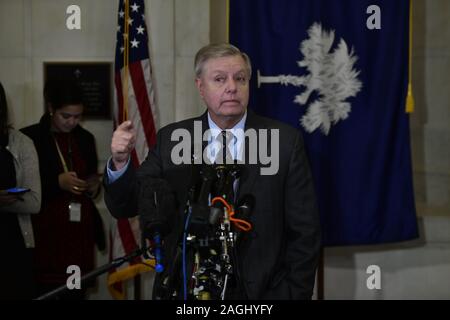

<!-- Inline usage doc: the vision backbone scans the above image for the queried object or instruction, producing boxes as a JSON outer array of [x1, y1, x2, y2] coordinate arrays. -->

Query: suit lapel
[[236, 109, 262, 202], [189, 111, 209, 162]]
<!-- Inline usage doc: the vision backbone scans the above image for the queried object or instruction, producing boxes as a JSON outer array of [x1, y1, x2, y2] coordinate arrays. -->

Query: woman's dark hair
[[0, 81, 11, 135], [44, 79, 84, 111]]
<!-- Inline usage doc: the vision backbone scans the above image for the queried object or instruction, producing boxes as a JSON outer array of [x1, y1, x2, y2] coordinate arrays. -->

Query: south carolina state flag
[[229, 0, 419, 245]]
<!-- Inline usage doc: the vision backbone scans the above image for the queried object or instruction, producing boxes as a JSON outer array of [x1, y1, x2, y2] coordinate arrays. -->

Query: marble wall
[[410, 0, 450, 217], [1, 0, 116, 166]]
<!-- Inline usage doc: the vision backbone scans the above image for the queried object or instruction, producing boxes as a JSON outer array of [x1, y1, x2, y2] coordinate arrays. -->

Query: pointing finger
[[118, 120, 134, 132]]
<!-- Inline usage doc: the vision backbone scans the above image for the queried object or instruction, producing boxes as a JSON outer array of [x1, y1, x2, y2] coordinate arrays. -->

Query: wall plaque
[[44, 62, 112, 119]]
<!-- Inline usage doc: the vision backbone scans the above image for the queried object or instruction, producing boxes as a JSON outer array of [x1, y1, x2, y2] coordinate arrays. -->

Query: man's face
[[195, 55, 250, 125]]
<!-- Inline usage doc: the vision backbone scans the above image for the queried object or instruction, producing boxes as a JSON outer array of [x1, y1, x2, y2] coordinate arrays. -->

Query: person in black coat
[[21, 80, 104, 299], [104, 43, 321, 300]]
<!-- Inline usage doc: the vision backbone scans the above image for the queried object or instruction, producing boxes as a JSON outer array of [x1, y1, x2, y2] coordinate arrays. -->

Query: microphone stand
[[35, 246, 149, 300]]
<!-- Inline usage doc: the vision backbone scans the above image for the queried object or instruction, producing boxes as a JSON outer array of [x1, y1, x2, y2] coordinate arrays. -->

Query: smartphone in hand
[[6, 187, 31, 194]]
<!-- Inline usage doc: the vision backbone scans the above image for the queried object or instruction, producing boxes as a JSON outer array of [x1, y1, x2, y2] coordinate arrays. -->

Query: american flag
[[108, 0, 157, 299]]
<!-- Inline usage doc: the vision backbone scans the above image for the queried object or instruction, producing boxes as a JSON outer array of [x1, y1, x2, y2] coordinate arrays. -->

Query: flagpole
[[123, 0, 130, 121], [123, 0, 141, 300]]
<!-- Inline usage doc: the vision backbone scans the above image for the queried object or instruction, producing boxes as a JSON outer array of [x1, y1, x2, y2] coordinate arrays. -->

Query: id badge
[[69, 202, 82, 222]]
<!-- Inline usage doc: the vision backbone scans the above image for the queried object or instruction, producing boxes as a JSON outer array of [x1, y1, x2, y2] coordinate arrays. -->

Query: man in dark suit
[[104, 43, 321, 300]]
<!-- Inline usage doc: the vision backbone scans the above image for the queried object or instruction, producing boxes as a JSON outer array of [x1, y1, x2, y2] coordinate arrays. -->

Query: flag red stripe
[[130, 149, 140, 170], [129, 61, 157, 147]]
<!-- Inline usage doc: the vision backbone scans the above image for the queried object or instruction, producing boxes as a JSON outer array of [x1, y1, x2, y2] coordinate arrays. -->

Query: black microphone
[[138, 178, 175, 273], [188, 165, 217, 235], [187, 156, 202, 204], [234, 194, 255, 240], [235, 194, 255, 220], [214, 165, 240, 203], [210, 165, 240, 223], [197, 165, 217, 206]]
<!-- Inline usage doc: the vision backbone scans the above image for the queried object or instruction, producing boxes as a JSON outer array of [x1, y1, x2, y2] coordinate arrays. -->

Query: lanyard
[[53, 135, 72, 173]]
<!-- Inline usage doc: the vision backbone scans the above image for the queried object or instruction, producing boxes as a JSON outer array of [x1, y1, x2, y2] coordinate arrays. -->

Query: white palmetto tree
[[277, 23, 362, 135]]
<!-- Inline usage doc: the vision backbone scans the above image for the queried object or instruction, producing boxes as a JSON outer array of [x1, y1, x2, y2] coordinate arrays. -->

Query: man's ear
[[195, 78, 204, 98]]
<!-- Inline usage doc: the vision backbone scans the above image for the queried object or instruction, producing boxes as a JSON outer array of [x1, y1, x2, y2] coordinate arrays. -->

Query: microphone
[[188, 165, 217, 236], [214, 165, 240, 203], [235, 194, 255, 220], [234, 194, 255, 239], [197, 165, 217, 206], [187, 157, 202, 204], [152, 233, 164, 273], [138, 178, 175, 273], [210, 165, 240, 222]]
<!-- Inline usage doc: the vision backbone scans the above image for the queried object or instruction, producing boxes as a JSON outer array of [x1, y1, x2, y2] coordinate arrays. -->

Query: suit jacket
[[104, 109, 321, 300]]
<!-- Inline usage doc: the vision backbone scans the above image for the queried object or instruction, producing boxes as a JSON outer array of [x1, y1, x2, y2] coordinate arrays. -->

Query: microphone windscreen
[[236, 194, 255, 219], [138, 178, 175, 239]]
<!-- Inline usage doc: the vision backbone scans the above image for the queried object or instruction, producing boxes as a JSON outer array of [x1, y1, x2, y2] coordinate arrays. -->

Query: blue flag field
[[229, 0, 418, 245]]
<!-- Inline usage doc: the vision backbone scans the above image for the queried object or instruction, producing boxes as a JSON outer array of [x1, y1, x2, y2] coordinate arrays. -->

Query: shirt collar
[[207, 111, 247, 141]]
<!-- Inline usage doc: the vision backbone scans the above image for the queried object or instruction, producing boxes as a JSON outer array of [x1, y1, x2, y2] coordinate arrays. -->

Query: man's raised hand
[[111, 120, 136, 170]]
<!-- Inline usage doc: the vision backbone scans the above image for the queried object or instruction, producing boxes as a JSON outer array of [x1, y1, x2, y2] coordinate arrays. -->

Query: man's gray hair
[[194, 43, 252, 78]]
